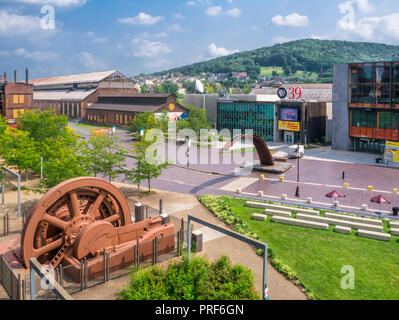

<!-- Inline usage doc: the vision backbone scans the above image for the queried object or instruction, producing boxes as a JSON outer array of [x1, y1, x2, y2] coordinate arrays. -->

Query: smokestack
[[26, 68, 29, 85], [14, 70, 17, 83], [3, 72, 6, 83]]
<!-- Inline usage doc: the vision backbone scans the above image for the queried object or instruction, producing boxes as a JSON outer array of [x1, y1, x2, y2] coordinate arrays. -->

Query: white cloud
[[227, 0, 233, 3], [118, 12, 164, 25], [132, 38, 172, 58], [353, 0, 374, 14], [205, 6, 223, 16], [86, 31, 108, 43], [155, 32, 168, 38], [186, 1, 196, 6], [205, 6, 241, 17], [225, 8, 241, 17], [77, 51, 106, 69], [0, 50, 11, 57], [272, 13, 309, 27], [168, 23, 183, 32], [6, 0, 86, 6], [207, 43, 239, 57], [15, 48, 58, 61], [0, 10, 42, 36], [173, 13, 184, 19], [270, 36, 296, 44]]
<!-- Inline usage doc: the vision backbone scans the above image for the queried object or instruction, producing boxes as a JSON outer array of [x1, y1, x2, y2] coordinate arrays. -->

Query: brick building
[[0, 70, 34, 127], [31, 70, 139, 120], [86, 94, 189, 126]]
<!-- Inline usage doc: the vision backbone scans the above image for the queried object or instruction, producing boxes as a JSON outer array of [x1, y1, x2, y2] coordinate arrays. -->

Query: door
[[284, 131, 294, 144]]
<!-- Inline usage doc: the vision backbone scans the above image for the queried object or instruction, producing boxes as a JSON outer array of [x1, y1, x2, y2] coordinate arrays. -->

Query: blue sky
[[0, 0, 399, 78]]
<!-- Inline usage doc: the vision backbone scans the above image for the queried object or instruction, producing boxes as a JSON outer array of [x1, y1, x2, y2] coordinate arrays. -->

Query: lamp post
[[295, 142, 300, 198]]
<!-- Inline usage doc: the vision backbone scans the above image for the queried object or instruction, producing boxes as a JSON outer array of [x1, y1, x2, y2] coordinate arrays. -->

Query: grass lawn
[[206, 196, 399, 300], [259, 66, 318, 80]]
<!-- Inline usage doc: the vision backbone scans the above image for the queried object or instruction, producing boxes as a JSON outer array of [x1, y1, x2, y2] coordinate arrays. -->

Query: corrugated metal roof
[[33, 89, 97, 101], [251, 85, 332, 103], [87, 103, 164, 113], [30, 70, 118, 87]]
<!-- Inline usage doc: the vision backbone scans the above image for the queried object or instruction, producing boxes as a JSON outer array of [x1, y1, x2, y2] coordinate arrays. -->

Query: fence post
[[22, 278, 26, 300], [152, 239, 155, 265], [107, 252, 110, 281], [103, 249, 107, 283], [18, 273, 22, 300], [154, 237, 158, 264], [5, 213, 8, 236], [30, 263, 36, 300], [84, 257, 88, 290], [80, 260, 84, 291], [59, 264, 63, 288], [136, 239, 140, 270], [159, 199, 163, 215], [177, 231, 180, 256], [3, 215, 6, 237]]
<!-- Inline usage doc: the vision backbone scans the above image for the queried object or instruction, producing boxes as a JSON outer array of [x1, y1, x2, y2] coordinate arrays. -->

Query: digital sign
[[281, 108, 298, 122]]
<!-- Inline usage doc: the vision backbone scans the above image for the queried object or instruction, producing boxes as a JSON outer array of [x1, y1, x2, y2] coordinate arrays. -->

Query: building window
[[351, 109, 377, 128], [13, 109, 24, 118], [379, 111, 399, 129], [12, 95, 24, 104]]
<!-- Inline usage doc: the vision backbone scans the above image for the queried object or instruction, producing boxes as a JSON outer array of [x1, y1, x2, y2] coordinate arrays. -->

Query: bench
[[295, 214, 383, 232], [264, 209, 292, 218], [271, 216, 328, 230], [358, 229, 391, 241], [325, 212, 382, 226], [335, 226, 351, 234], [251, 213, 267, 221], [245, 201, 319, 215], [390, 228, 399, 236], [390, 221, 399, 229]]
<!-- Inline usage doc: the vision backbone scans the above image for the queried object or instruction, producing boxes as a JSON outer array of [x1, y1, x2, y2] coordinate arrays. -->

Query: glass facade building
[[348, 62, 399, 154], [217, 101, 274, 141]]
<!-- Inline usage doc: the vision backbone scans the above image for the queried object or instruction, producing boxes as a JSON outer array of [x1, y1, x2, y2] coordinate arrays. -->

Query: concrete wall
[[183, 94, 219, 126], [325, 102, 332, 142], [332, 64, 352, 150]]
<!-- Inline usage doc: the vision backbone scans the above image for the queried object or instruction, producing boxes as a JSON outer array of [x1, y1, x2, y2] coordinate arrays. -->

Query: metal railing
[[0, 254, 24, 300]]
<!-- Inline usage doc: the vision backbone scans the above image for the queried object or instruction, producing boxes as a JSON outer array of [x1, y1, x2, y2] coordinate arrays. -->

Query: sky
[[0, 0, 399, 79]]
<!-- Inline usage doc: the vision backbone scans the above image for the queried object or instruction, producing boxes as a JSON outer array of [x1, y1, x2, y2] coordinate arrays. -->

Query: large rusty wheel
[[21, 177, 132, 269]]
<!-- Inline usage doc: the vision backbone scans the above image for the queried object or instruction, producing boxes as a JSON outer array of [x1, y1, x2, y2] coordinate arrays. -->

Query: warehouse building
[[216, 84, 332, 144], [0, 69, 34, 127], [31, 70, 138, 120], [332, 62, 399, 156], [86, 94, 189, 126]]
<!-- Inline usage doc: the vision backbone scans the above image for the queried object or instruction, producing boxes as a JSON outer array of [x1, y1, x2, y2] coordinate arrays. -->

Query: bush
[[117, 255, 260, 300], [199, 195, 258, 239]]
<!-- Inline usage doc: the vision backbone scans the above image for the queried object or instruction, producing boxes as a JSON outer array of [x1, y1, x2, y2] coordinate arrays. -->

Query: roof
[[87, 103, 163, 113], [250, 84, 332, 103], [33, 89, 97, 101], [30, 70, 118, 87]]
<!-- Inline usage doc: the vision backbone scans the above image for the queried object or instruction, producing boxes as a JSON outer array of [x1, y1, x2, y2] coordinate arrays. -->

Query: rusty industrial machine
[[21, 177, 175, 280]]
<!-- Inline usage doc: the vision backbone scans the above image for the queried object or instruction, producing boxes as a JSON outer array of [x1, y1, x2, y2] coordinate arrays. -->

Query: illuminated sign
[[278, 121, 300, 132], [92, 128, 111, 135], [281, 108, 298, 122], [385, 141, 399, 163]]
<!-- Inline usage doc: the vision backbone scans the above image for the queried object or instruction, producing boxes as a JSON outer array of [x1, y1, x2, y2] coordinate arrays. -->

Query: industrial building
[[332, 62, 399, 157], [86, 94, 189, 126], [188, 84, 332, 144], [0, 69, 34, 127], [31, 70, 138, 120]]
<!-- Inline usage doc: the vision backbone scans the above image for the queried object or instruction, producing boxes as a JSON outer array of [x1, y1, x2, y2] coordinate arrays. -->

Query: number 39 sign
[[277, 87, 303, 100], [288, 87, 302, 100]]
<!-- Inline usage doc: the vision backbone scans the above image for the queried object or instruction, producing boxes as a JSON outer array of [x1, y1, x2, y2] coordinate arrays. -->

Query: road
[[69, 123, 399, 216]]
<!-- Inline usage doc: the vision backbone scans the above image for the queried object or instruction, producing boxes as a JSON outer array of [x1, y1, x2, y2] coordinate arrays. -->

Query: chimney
[[3, 72, 7, 83], [26, 68, 29, 85], [14, 70, 17, 83]]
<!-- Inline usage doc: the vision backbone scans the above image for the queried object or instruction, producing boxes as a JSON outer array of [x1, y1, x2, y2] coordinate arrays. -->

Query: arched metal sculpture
[[223, 135, 275, 166], [21, 177, 175, 279]]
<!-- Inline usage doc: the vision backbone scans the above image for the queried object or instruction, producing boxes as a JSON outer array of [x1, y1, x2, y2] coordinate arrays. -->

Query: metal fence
[[0, 254, 24, 300], [0, 208, 30, 238]]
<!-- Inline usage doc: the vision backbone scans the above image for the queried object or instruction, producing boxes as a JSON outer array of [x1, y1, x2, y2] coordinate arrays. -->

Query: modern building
[[332, 62, 399, 155], [86, 94, 189, 126], [31, 70, 138, 120], [0, 69, 34, 127], [215, 84, 332, 144]]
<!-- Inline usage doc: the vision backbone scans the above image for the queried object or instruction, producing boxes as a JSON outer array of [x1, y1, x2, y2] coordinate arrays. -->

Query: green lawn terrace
[[199, 195, 399, 300]]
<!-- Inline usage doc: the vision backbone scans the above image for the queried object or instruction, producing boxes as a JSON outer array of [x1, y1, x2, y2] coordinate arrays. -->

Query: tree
[[176, 104, 210, 132], [162, 81, 179, 95], [125, 139, 170, 193], [0, 126, 39, 175], [140, 84, 148, 94], [0, 116, 7, 136], [182, 80, 196, 94], [128, 112, 160, 134], [81, 133, 128, 182]]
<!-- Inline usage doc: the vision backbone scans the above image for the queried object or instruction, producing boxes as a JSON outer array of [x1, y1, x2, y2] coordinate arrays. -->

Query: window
[[379, 112, 399, 129], [12, 95, 24, 104], [13, 109, 24, 118], [351, 109, 377, 128]]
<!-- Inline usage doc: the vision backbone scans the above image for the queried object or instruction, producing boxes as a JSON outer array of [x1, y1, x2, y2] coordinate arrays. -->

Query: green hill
[[154, 39, 399, 82]]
